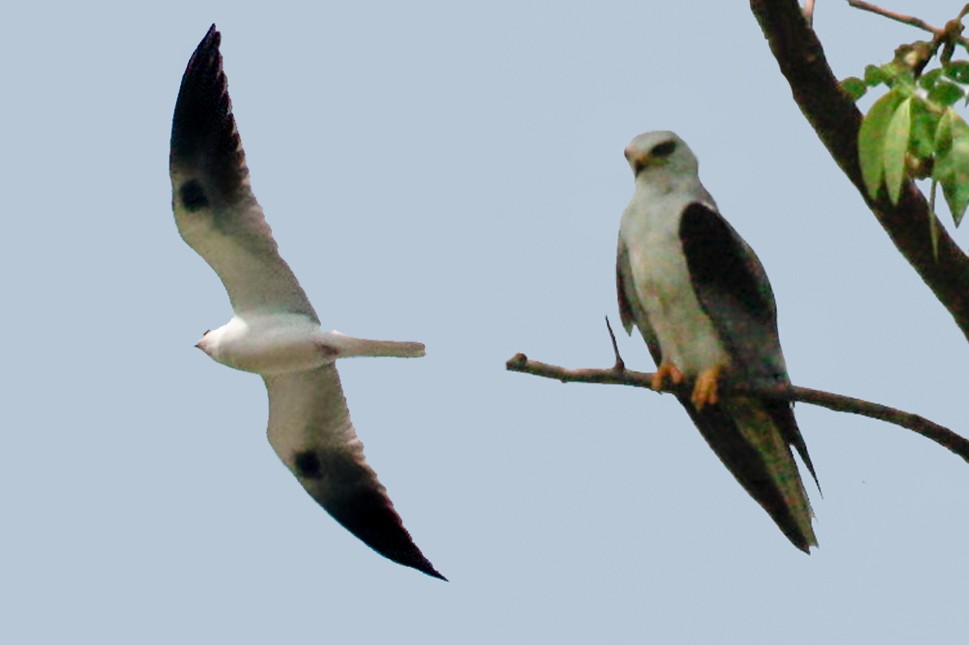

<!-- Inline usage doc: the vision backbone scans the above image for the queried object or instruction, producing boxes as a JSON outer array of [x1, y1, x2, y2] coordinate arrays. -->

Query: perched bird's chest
[[620, 197, 730, 376]]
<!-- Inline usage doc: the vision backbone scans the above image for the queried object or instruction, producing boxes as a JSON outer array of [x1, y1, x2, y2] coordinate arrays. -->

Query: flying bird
[[616, 130, 819, 552], [169, 25, 444, 579]]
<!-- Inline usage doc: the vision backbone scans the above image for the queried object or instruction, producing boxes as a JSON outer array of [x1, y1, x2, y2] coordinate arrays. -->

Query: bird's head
[[195, 328, 217, 359], [624, 131, 698, 181]]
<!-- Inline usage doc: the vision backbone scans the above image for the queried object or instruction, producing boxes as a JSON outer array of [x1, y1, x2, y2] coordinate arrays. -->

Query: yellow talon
[[652, 362, 684, 390], [691, 365, 722, 410]]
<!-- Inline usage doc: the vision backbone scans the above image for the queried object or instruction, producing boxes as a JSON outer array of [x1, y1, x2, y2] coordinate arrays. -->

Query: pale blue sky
[[3, 2, 967, 643]]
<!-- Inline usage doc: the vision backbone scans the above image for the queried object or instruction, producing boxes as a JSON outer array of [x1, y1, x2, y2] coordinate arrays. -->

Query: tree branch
[[847, 1, 969, 51], [506, 353, 969, 464], [749, 0, 969, 343]]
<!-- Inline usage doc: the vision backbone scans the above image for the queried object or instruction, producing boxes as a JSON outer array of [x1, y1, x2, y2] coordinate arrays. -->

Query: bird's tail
[[686, 395, 818, 552], [321, 331, 425, 359], [729, 397, 817, 550]]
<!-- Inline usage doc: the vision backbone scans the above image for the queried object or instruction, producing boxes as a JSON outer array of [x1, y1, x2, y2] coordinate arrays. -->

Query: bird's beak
[[623, 146, 650, 177], [625, 145, 662, 177]]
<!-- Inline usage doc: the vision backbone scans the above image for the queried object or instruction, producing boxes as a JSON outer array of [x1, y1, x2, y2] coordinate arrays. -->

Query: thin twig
[[847, 0, 969, 47], [604, 316, 625, 371], [505, 353, 969, 464]]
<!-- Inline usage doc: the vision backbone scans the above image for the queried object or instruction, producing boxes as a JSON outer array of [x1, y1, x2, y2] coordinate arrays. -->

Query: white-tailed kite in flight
[[169, 25, 444, 579], [616, 131, 819, 552]]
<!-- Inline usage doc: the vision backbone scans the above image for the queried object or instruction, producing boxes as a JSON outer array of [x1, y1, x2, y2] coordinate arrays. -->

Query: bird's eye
[[650, 140, 677, 158], [202, 329, 211, 336]]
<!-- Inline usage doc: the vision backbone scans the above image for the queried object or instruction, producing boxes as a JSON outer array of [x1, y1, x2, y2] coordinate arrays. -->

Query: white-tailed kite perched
[[169, 25, 444, 580], [616, 131, 819, 552]]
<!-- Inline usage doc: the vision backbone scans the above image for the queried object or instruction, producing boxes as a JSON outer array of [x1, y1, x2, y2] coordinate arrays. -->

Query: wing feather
[[679, 202, 781, 384], [170, 25, 317, 321], [616, 238, 662, 366], [620, 203, 820, 549], [264, 365, 445, 579], [679, 203, 818, 486]]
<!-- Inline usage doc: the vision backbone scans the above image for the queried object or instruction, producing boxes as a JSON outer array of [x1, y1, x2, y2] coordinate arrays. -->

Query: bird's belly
[[206, 315, 335, 375], [633, 233, 729, 376]]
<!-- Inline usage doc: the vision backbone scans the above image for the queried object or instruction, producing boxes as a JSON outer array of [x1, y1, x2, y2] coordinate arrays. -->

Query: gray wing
[[617, 228, 819, 552], [678, 203, 784, 385], [617, 237, 662, 366], [170, 25, 317, 321], [678, 202, 819, 487], [264, 365, 445, 579]]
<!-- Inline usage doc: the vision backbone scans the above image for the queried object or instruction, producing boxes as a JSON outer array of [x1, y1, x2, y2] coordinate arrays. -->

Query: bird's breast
[[621, 202, 729, 375], [201, 314, 334, 375]]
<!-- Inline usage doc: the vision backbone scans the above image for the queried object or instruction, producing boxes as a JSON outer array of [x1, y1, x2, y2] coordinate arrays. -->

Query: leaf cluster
[[844, 49, 969, 233]]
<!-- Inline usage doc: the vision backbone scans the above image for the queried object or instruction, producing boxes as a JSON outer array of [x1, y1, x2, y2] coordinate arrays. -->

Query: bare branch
[[749, 0, 969, 343], [847, 1, 969, 47], [506, 352, 969, 464], [848, 1, 942, 36]]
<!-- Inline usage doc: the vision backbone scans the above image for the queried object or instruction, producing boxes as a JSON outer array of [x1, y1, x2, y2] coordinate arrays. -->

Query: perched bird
[[169, 25, 444, 579], [616, 131, 819, 552]]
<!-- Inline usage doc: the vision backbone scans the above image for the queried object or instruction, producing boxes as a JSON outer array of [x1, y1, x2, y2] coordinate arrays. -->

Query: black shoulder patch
[[293, 450, 323, 479], [178, 179, 209, 211], [679, 202, 772, 323]]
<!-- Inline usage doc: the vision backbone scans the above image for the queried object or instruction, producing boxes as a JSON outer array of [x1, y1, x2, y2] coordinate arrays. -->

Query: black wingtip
[[301, 451, 447, 580], [420, 562, 448, 581], [170, 24, 249, 204], [326, 495, 448, 580]]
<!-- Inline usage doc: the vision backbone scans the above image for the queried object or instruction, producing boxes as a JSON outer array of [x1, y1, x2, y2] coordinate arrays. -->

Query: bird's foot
[[691, 365, 722, 410], [651, 362, 684, 391]]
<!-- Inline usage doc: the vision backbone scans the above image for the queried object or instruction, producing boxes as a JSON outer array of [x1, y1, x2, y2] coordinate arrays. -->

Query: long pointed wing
[[170, 25, 317, 321], [618, 226, 818, 551], [679, 202, 818, 487], [683, 400, 817, 551], [264, 365, 445, 580]]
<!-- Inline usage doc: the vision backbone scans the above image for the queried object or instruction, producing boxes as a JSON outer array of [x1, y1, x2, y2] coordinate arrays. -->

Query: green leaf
[[864, 64, 891, 87], [859, 90, 905, 199], [944, 60, 969, 83], [933, 108, 969, 225], [841, 77, 867, 100], [909, 97, 940, 161], [927, 79, 964, 107], [920, 68, 943, 91], [884, 97, 912, 205]]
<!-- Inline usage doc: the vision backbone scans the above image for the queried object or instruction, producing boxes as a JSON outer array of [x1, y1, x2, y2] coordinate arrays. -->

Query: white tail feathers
[[321, 331, 425, 359]]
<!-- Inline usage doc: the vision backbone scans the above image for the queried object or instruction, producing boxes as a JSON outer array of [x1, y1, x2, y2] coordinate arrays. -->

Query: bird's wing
[[681, 399, 817, 551], [170, 25, 317, 321], [678, 202, 782, 384], [620, 231, 815, 547], [264, 364, 444, 579], [677, 202, 818, 484], [620, 207, 819, 551], [616, 237, 662, 366]]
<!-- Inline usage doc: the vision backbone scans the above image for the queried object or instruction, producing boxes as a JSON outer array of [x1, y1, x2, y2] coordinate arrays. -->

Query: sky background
[[3, 2, 968, 643]]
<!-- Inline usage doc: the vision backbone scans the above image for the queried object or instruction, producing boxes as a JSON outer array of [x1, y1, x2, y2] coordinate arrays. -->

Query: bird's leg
[[691, 365, 723, 410], [651, 361, 684, 391]]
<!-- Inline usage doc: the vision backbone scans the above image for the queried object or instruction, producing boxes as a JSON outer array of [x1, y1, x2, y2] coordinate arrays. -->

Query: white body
[[619, 166, 728, 376], [167, 25, 444, 578], [196, 313, 424, 375]]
